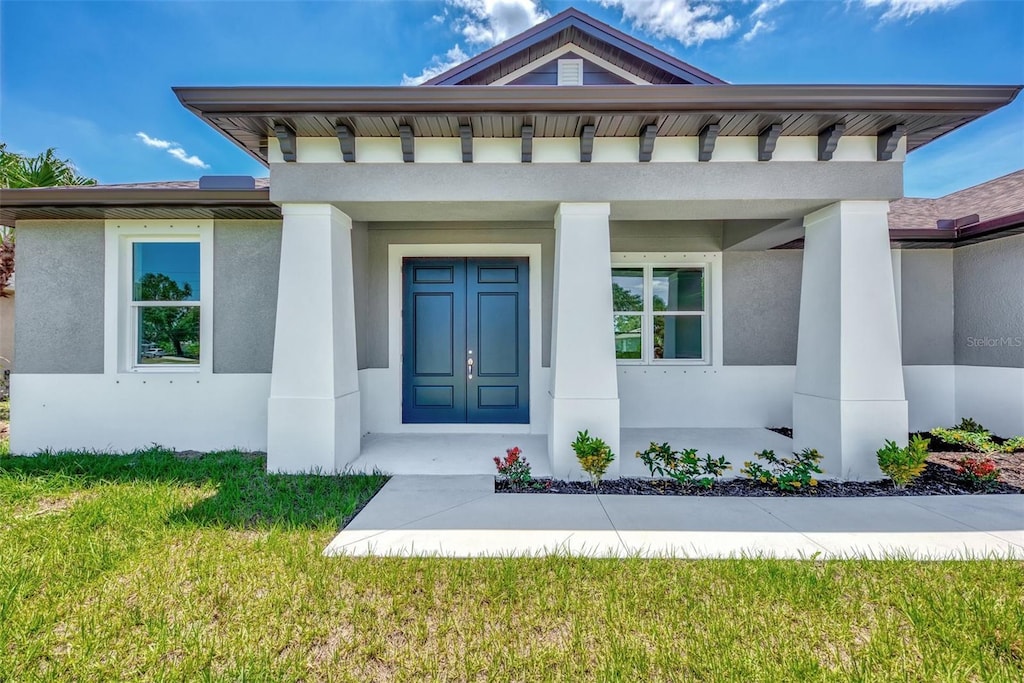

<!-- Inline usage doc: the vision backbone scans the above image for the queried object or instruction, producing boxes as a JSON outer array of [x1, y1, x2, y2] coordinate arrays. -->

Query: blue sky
[[2, 0, 1021, 197]]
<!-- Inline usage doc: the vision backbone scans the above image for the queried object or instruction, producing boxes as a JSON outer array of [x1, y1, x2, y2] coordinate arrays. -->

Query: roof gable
[[422, 7, 725, 86]]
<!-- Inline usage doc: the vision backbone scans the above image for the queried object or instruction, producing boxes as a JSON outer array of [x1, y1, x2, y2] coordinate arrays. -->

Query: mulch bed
[[496, 461, 1023, 497]]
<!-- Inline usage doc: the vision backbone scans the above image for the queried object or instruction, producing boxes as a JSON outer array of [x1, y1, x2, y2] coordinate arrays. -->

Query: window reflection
[[132, 241, 201, 366], [133, 242, 200, 302]]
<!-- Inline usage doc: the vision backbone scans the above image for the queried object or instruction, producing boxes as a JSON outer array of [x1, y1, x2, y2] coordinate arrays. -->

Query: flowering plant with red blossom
[[955, 456, 1000, 490], [494, 446, 533, 487]]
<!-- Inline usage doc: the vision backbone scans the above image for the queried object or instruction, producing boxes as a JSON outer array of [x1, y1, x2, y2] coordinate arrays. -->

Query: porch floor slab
[[325, 475, 1024, 559], [349, 428, 790, 478], [350, 433, 551, 477]]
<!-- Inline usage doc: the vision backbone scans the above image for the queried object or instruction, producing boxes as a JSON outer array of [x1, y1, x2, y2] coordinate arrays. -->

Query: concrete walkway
[[324, 475, 1024, 559]]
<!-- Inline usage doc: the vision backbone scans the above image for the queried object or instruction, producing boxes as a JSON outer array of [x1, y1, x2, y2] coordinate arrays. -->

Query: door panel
[[467, 258, 529, 424], [402, 259, 467, 423], [403, 257, 529, 424]]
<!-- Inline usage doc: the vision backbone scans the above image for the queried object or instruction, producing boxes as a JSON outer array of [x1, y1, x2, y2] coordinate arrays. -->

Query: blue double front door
[[402, 257, 530, 424]]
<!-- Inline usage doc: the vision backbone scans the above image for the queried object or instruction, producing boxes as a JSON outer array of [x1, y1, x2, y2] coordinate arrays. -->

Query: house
[[1, 8, 1020, 480]]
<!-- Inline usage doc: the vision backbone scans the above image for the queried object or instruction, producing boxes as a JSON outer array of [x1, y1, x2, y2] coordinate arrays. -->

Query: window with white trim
[[612, 264, 709, 364], [105, 221, 212, 374], [130, 240, 202, 367]]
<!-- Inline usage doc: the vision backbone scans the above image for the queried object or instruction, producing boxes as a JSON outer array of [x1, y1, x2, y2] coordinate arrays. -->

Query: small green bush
[[876, 435, 930, 489], [930, 418, 1024, 454], [741, 448, 823, 492], [635, 442, 730, 488], [571, 430, 615, 489], [954, 417, 986, 433]]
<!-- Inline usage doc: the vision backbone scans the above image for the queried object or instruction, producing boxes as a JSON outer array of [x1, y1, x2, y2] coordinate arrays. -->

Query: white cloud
[[448, 0, 551, 46], [751, 0, 786, 20], [861, 0, 966, 21], [598, 1, 739, 46], [743, 18, 773, 41], [136, 131, 209, 169], [135, 132, 173, 149], [166, 147, 210, 169], [402, 1, 549, 85], [401, 44, 471, 86]]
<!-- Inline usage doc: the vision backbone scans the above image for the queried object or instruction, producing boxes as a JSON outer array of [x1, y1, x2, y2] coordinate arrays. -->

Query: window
[[131, 241, 201, 367], [612, 264, 709, 364]]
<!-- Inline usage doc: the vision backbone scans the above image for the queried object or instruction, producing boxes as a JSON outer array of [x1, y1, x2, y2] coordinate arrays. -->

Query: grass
[[1, 450, 1023, 681]]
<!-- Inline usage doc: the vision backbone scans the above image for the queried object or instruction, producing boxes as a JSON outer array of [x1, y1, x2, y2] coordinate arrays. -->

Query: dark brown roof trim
[[421, 8, 725, 86], [1, 185, 270, 207], [0, 185, 276, 223], [174, 83, 1020, 117], [889, 210, 1024, 244]]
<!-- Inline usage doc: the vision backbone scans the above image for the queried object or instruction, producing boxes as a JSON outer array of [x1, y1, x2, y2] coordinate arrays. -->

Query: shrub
[[571, 430, 615, 489], [635, 442, 730, 488], [876, 435, 930, 489], [930, 426, 999, 453], [955, 417, 986, 433], [741, 448, 823, 492], [1003, 436, 1024, 453], [493, 446, 532, 487], [955, 456, 1000, 490], [931, 419, 1024, 454]]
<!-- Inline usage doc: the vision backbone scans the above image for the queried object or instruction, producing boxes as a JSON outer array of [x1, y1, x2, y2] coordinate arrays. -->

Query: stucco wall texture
[[15, 221, 105, 374], [722, 250, 803, 365], [900, 250, 954, 365], [953, 233, 1024, 368], [212, 221, 282, 373]]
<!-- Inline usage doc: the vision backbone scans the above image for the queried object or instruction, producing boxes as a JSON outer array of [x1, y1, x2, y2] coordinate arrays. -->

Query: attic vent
[[198, 175, 256, 190], [557, 59, 584, 86]]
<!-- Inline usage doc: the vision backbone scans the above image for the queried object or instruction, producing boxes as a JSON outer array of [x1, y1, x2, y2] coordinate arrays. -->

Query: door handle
[[467, 351, 474, 379]]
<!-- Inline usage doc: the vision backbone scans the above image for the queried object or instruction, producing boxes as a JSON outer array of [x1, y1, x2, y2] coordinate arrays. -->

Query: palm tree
[[0, 143, 96, 189], [0, 143, 97, 293]]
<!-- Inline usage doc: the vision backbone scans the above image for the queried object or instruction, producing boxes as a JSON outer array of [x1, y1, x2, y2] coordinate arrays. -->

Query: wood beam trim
[[521, 124, 534, 163], [399, 124, 415, 163], [876, 123, 906, 161], [459, 124, 473, 162], [818, 122, 845, 161], [335, 123, 356, 162], [274, 123, 297, 162], [638, 123, 658, 162], [579, 124, 596, 163], [697, 122, 719, 162], [757, 123, 782, 162]]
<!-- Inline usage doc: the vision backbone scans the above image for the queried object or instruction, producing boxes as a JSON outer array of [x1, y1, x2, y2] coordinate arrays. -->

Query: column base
[[548, 397, 620, 481], [267, 391, 361, 473], [793, 393, 908, 481]]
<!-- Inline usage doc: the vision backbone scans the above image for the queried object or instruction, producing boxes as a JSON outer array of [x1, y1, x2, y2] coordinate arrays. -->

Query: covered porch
[[349, 428, 795, 478]]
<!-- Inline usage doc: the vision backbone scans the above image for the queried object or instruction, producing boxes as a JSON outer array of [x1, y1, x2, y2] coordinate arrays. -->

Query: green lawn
[[1, 450, 1022, 681]]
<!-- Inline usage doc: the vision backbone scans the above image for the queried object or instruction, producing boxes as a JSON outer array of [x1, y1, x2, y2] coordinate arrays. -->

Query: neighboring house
[[0, 273, 12, 371], [1, 8, 1021, 480]]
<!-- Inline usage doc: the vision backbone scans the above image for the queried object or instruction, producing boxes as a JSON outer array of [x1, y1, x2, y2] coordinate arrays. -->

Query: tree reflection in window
[[133, 242, 201, 366]]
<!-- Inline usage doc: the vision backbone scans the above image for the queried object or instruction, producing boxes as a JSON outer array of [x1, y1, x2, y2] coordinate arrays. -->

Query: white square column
[[793, 201, 908, 480], [267, 204, 361, 473], [548, 203, 621, 480]]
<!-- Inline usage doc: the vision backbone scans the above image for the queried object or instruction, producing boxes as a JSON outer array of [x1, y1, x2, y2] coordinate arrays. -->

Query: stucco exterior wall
[[363, 223, 554, 369], [212, 220, 282, 374], [270, 162, 903, 223], [722, 250, 803, 365], [953, 233, 1024, 368], [900, 249, 954, 365], [15, 221, 105, 374], [610, 220, 721, 252]]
